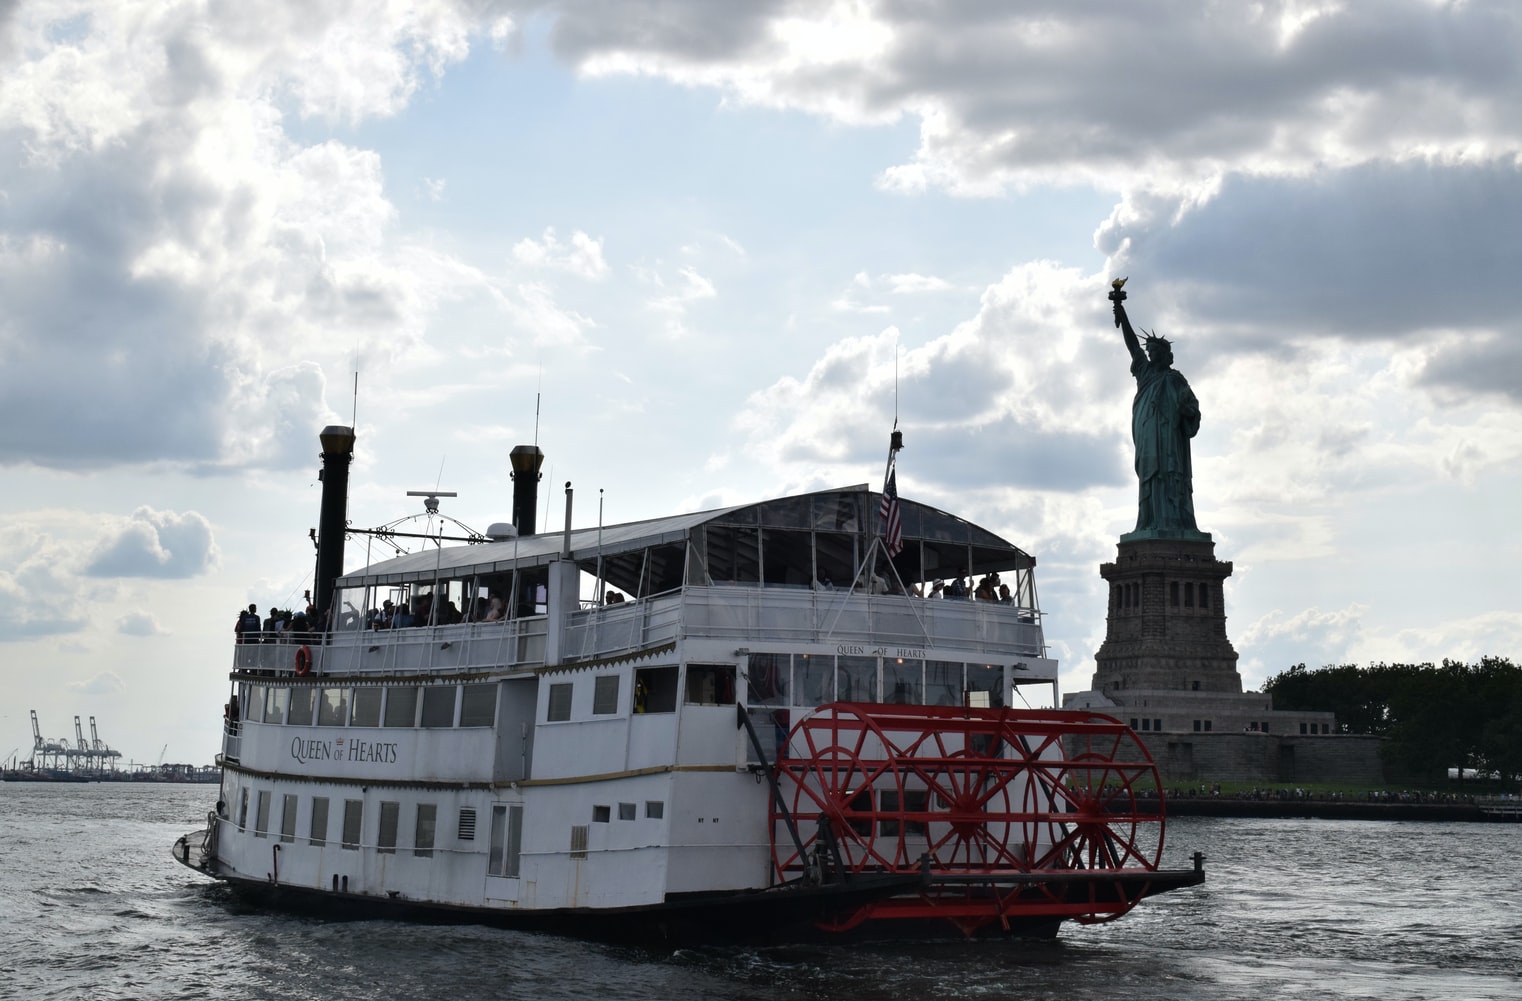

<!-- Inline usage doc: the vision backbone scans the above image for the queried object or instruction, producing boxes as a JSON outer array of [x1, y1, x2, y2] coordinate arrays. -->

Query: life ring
[[294, 645, 312, 676]]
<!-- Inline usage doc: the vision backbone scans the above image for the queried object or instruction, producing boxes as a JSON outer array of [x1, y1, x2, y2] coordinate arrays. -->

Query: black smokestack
[[510, 445, 544, 536], [315, 425, 356, 627]]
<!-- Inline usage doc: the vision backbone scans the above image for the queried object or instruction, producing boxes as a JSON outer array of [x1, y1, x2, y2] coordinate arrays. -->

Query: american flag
[[879, 466, 904, 557]]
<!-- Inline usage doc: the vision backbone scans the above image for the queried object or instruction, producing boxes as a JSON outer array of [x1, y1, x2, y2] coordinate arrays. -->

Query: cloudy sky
[[3, 0, 1518, 766]]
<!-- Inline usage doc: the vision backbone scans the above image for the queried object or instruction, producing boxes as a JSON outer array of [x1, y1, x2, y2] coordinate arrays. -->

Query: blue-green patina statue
[[1110, 280, 1208, 541]]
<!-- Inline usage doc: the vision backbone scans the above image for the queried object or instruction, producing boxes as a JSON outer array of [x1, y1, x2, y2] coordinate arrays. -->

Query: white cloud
[[0, 1, 490, 473], [84, 507, 220, 579], [116, 611, 167, 637], [640, 263, 717, 336], [512, 227, 610, 280], [883, 273, 954, 295], [0, 523, 91, 641], [65, 671, 127, 696]]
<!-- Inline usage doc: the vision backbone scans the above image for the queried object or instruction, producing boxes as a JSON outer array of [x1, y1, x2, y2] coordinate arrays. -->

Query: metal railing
[[230, 586, 1044, 677]]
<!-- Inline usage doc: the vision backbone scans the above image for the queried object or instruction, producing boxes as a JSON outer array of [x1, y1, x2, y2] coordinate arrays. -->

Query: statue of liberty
[[1109, 280, 1206, 539]]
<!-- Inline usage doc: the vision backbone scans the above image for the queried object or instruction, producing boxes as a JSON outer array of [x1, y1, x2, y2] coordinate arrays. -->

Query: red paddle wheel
[[769, 703, 1186, 936]]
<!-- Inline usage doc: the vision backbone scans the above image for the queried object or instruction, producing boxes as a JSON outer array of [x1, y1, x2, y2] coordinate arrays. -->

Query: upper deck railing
[[230, 585, 1043, 677]]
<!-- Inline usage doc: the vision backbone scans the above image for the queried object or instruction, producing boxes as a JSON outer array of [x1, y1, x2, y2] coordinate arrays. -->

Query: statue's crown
[[1144, 331, 1171, 348]]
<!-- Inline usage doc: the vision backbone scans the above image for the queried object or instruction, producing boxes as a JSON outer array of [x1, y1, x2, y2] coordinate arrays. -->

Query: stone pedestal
[[1090, 536, 1240, 696]]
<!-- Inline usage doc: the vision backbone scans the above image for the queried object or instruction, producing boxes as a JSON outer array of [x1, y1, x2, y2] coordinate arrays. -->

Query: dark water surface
[[2, 782, 1519, 1000]]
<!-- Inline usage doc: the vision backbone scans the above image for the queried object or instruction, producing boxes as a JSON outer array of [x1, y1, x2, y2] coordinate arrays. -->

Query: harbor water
[[2, 782, 1519, 1000]]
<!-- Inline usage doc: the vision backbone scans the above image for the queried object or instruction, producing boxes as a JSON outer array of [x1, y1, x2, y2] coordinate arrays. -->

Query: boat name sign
[[837, 644, 925, 659], [290, 736, 399, 765]]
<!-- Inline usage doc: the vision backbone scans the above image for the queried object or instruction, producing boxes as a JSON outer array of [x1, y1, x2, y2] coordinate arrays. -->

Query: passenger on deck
[[975, 576, 996, 601], [236, 604, 261, 643], [947, 577, 967, 599], [998, 583, 1013, 604], [605, 591, 625, 604], [929, 579, 945, 598], [392, 600, 415, 629], [484, 596, 505, 621]]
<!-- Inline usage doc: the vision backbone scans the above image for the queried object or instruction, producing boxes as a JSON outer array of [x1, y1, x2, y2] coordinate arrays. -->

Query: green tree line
[[1264, 658, 1522, 786]]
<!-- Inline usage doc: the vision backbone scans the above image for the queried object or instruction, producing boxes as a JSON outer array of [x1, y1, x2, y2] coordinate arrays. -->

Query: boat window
[[744, 706, 788, 765], [836, 656, 877, 703], [813, 531, 858, 590], [746, 653, 789, 707], [645, 801, 664, 820], [245, 686, 264, 724], [238, 788, 249, 830], [645, 542, 687, 595], [761, 528, 813, 587], [264, 687, 287, 725], [685, 664, 736, 705], [377, 802, 399, 854], [516, 568, 549, 618], [317, 688, 349, 727], [592, 805, 611, 823], [494, 806, 520, 873], [287, 687, 316, 726], [795, 654, 834, 705], [926, 661, 963, 707], [618, 802, 636, 820], [547, 683, 573, 722], [414, 804, 436, 858], [309, 797, 329, 846], [350, 688, 382, 727], [421, 686, 457, 728], [634, 667, 678, 713], [592, 675, 620, 715], [703, 525, 760, 583], [814, 493, 861, 532], [883, 658, 923, 704], [254, 790, 271, 838], [333, 586, 368, 632], [505, 805, 523, 876], [383, 687, 419, 727], [569, 825, 588, 859], [967, 664, 1005, 708], [342, 800, 362, 850], [760, 495, 811, 528], [280, 794, 297, 843], [460, 684, 497, 727]]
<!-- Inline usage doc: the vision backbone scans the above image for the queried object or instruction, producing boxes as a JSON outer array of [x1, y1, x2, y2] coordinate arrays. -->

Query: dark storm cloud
[[541, 1, 1522, 187], [545, 0, 789, 62], [1102, 160, 1522, 348], [1419, 334, 1522, 404], [0, 127, 232, 467]]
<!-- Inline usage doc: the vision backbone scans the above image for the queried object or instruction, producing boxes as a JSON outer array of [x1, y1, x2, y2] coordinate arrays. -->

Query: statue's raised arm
[[1110, 278, 1146, 369]]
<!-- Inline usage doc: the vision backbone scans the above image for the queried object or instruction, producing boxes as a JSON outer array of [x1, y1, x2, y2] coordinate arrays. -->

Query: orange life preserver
[[294, 645, 312, 676]]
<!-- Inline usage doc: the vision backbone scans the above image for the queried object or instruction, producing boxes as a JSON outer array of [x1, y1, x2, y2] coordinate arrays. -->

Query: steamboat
[[174, 425, 1203, 943]]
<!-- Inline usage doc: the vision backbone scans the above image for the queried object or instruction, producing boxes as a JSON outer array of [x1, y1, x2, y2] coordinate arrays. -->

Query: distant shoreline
[[1163, 798, 1517, 823]]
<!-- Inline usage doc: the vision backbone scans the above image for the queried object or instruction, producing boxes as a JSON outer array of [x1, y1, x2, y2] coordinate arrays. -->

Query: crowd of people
[[360, 593, 507, 630], [233, 602, 316, 643], [812, 570, 1018, 604], [918, 572, 1014, 603]]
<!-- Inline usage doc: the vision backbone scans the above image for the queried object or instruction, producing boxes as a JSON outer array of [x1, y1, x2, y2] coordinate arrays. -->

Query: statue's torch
[[1109, 277, 1128, 327]]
